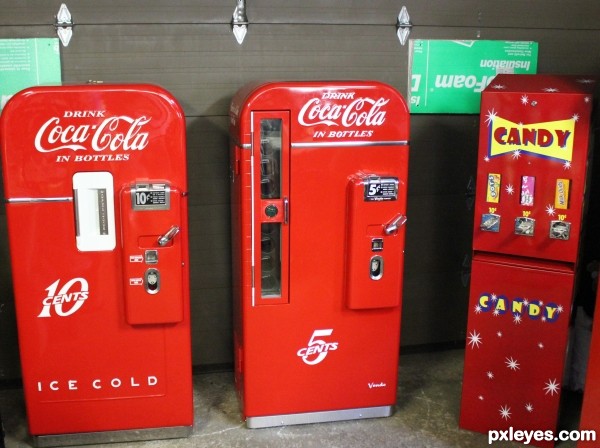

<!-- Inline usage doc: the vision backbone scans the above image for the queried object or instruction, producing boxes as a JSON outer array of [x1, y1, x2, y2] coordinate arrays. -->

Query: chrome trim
[[283, 197, 289, 224], [246, 405, 393, 429], [32, 425, 192, 447], [230, 136, 251, 150], [250, 113, 256, 307], [292, 140, 408, 149], [7, 197, 73, 203]]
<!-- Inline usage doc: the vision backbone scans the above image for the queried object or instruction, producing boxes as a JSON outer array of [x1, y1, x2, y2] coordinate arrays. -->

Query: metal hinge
[[465, 175, 476, 211], [396, 6, 412, 46], [232, 0, 249, 45], [461, 254, 472, 287], [55, 3, 74, 47]]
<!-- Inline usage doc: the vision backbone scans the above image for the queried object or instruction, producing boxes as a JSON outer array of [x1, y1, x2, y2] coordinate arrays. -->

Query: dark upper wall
[[0, 1, 598, 379]]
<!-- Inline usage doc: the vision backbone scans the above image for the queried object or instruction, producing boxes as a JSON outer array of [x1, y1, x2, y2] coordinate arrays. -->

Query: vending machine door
[[460, 254, 574, 448], [120, 182, 185, 325], [251, 111, 290, 306], [345, 173, 406, 309], [472, 75, 595, 264]]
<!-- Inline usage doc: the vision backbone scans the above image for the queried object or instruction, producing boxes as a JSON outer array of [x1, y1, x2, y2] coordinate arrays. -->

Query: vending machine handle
[[283, 197, 289, 224], [384, 214, 407, 235], [157, 225, 180, 246]]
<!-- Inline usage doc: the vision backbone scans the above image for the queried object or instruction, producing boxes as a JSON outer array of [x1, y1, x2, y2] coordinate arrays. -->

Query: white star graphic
[[578, 79, 595, 84], [491, 294, 498, 302], [544, 87, 559, 93], [506, 357, 520, 371], [497, 331, 503, 338], [564, 161, 572, 170], [546, 204, 556, 216], [538, 342, 545, 349], [492, 84, 506, 90], [557, 305, 564, 313], [513, 314, 522, 324], [525, 403, 534, 413], [478, 395, 485, 401], [521, 95, 529, 105], [512, 149, 522, 159], [468, 330, 483, 349], [484, 156, 490, 162], [585, 96, 591, 103], [505, 184, 514, 195], [474, 304, 483, 314], [487, 371, 494, 380], [544, 379, 560, 396], [523, 298, 529, 307], [500, 405, 512, 420], [573, 113, 580, 122], [485, 109, 497, 127], [493, 309, 501, 317]]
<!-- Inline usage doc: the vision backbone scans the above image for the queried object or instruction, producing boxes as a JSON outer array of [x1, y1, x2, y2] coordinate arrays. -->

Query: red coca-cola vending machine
[[229, 81, 409, 428], [459, 75, 597, 446], [0, 84, 193, 446]]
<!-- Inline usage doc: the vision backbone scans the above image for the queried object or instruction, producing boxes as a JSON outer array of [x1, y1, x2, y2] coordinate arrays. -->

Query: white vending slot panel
[[73, 172, 116, 251]]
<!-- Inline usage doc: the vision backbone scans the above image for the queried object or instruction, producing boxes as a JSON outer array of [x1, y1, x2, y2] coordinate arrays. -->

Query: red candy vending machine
[[459, 75, 597, 447], [229, 81, 409, 428], [0, 84, 193, 446]]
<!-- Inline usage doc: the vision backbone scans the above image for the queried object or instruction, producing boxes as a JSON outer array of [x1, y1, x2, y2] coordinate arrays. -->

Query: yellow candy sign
[[488, 116, 574, 162]]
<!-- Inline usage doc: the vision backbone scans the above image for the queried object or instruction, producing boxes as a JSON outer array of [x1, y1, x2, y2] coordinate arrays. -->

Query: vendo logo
[[298, 96, 389, 128], [38, 278, 89, 318], [296, 329, 339, 365], [34, 114, 151, 153]]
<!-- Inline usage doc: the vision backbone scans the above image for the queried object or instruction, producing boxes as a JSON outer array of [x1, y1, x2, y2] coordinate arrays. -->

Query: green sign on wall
[[0, 38, 62, 110], [409, 40, 538, 114]]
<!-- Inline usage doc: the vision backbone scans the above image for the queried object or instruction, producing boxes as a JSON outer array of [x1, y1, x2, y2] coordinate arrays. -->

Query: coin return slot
[[371, 238, 384, 252], [145, 268, 160, 294], [370, 256, 384, 280], [145, 250, 158, 264]]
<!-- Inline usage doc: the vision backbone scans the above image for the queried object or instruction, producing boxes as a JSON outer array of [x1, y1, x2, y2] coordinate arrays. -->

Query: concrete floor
[[0, 349, 581, 448]]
